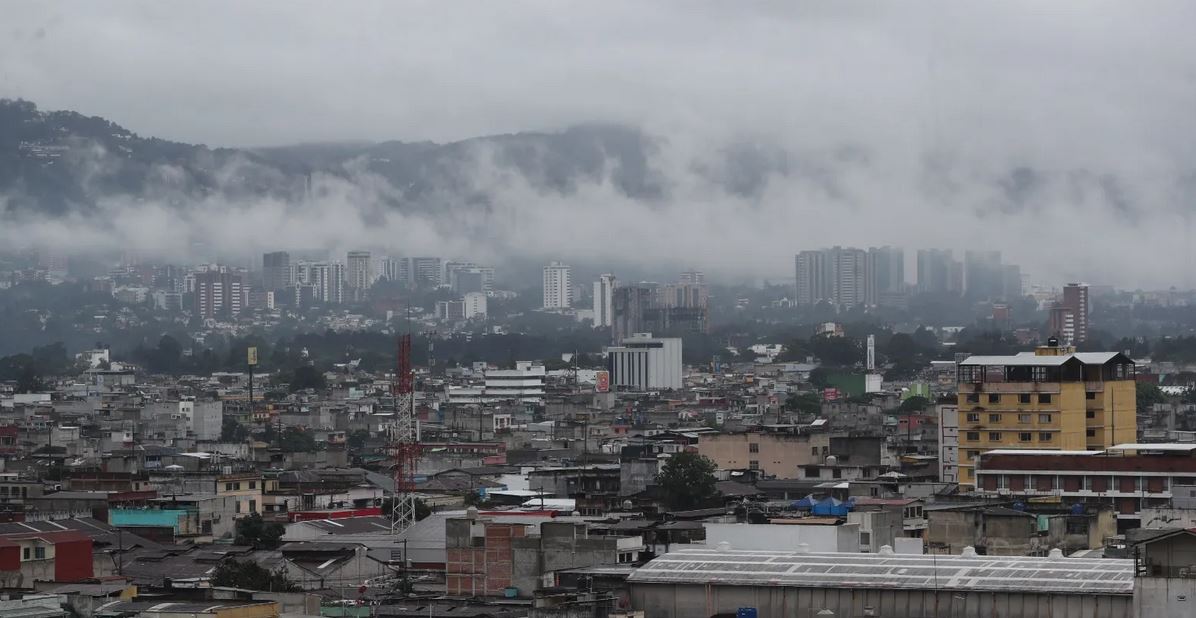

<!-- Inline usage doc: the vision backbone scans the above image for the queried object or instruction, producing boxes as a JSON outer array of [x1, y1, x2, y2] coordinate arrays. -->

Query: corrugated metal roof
[[627, 549, 1134, 594], [959, 351, 1129, 367], [1109, 443, 1196, 452]]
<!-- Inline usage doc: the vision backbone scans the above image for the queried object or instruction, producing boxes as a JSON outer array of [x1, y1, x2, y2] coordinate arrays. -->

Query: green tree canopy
[[233, 513, 285, 549], [211, 558, 298, 591], [1137, 383, 1167, 412], [656, 451, 718, 511], [288, 365, 327, 392], [899, 396, 930, 414]]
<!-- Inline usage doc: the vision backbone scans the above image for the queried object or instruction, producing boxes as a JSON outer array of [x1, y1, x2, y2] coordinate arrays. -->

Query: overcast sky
[[4, 2, 1196, 287]]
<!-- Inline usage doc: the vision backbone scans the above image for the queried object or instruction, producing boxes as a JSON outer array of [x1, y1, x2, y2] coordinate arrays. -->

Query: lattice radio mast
[[390, 333, 419, 533]]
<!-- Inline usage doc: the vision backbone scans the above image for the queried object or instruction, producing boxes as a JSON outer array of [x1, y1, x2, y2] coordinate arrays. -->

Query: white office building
[[463, 292, 488, 319], [593, 273, 616, 328], [446, 361, 546, 404], [347, 250, 374, 290], [543, 261, 573, 309], [605, 333, 683, 391]]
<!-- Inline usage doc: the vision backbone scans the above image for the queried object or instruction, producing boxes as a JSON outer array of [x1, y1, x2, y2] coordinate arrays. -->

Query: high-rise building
[[866, 246, 904, 304], [794, 247, 868, 307], [410, 257, 442, 287], [262, 251, 291, 292], [964, 250, 1005, 300], [310, 262, 346, 304], [193, 266, 247, 319], [593, 274, 617, 328], [1061, 283, 1089, 343], [605, 333, 683, 391], [542, 261, 572, 309], [679, 271, 705, 285], [380, 257, 413, 287], [347, 251, 374, 291], [795, 250, 831, 305], [612, 285, 654, 342], [916, 249, 963, 295], [952, 344, 1137, 486]]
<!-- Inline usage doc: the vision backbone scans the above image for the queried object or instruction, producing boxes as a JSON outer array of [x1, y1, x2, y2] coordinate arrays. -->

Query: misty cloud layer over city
[[4, 1, 1196, 288]]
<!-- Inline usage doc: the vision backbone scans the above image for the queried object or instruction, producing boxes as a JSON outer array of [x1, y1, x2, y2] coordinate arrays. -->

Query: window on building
[[1086, 392, 1096, 400], [1019, 394, 1032, 404], [1038, 394, 1052, 404], [34, 547, 44, 560], [249, 500, 257, 512], [225, 483, 233, 491], [822, 446, 829, 456], [1039, 414, 1052, 424], [860, 531, 871, 547], [804, 466, 820, 478], [249, 481, 257, 490], [1031, 366, 1048, 382], [811, 447, 818, 456], [1040, 432, 1053, 441], [966, 394, 980, 404], [1086, 411, 1095, 419], [832, 468, 842, 479], [749, 460, 759, 470], [749, 443, 759, 453], [988, 413, 1001, 423], [1086, 429, 1096, 438], [22, 548, 29, 560], [235, 501, 241, 513], [967, 450, 981, 460], [988, 432, 1002, 442], [1018, 413, 1032, 423], [1066, 520, 1089, 535], [966, 413, 980, 423], [1019, 433, 1033, 442], [966, 432, 981, 442], [988, 394, 1000, 404]]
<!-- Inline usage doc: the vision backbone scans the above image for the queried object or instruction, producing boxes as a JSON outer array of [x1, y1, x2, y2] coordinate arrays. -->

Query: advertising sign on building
[[595, 370, 610, 393]]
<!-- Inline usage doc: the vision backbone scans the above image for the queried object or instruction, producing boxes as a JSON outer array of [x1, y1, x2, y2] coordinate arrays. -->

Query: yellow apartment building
[[954, 344, 1137, 486]]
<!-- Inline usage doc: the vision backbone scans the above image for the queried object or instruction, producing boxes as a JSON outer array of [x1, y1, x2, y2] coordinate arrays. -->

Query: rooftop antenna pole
[[390, 303, 420, 534]]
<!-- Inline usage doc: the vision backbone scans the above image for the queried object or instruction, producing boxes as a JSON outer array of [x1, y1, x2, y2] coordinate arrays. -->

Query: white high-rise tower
[[593, 273, 616, 327], [543, 261, 573, 309]]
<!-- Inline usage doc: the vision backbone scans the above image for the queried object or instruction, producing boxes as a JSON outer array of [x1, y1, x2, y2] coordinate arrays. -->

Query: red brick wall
[[445, 522, 525, 597]]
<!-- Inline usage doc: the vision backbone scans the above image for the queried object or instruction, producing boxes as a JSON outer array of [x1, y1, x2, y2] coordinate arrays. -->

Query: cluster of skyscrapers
[[794, 246, 1025, 307]]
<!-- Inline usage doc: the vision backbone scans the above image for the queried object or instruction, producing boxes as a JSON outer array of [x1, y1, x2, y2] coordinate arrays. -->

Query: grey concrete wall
[[631, 583, 1132, 618], [1135, 577, 1196, 618]]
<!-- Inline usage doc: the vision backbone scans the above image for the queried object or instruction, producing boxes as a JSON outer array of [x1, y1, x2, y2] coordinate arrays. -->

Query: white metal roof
[[1108, 443, 1196, 452], [959, 351, 1127, 367], [627, 548, 1133, 595]]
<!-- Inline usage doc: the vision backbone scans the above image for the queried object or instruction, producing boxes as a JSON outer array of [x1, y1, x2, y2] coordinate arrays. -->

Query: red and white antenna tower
[[390, 333, 419, 533]]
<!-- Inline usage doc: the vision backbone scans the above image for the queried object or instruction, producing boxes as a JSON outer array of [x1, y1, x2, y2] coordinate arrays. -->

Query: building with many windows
[[542, 261, 572, 309], [605, 333, 682, 391], [950, 343, 1137, 486], [975, 445, 1196, 531]]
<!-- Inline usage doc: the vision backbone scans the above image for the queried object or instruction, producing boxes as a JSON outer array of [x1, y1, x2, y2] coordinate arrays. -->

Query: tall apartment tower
[[612, 285, 654, 342], [795, 250, 830, 305], [953, 344, 1136, 486], [866, 246, 904, 304], [593, 273, 617, 328], [542, 261, 572, 309], [311, 262, 346, 304], [1062, 283, 1090, 343], [346, 251, 374, 291], [194, 266, 247, 319], [262, 251, 291, 292]]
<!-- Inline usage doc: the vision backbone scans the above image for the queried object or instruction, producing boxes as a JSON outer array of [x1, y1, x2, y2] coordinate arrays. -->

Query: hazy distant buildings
[[193, 266, 247, 319], [346, 251, 374, 292], [262, 251, 290, 292], [916, 249, 963, 294], [611, 276, 709, 341], [795, 246, 900, 307], [963, 250, 1021, 300], [542, 261, 573, 309], [593, 273, 616, 328], [411, 257, 443, 287], [446, 261, 495, 294], [463, 291, 487, 319]]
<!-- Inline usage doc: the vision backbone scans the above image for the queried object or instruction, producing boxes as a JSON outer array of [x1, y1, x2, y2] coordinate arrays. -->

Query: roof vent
[[1048, 548, 1064, 559], [960, 546, 978, 557], [878, 545, 894, 556], [796, 543, 810, 554], [716, 541, 732, 553]]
